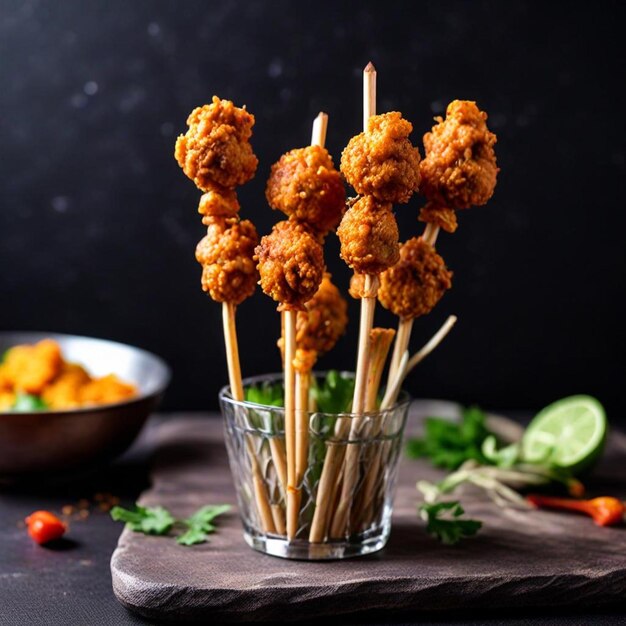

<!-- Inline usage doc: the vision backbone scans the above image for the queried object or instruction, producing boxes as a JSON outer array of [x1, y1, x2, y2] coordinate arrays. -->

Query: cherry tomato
[[25, 510, 66, 545]]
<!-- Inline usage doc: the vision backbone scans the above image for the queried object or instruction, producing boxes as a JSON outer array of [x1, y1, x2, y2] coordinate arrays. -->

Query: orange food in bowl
[[0, 339, 138, 411]]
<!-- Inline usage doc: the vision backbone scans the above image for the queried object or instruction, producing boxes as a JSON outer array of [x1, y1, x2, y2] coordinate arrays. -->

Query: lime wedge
[[522, 395, 607, 473]]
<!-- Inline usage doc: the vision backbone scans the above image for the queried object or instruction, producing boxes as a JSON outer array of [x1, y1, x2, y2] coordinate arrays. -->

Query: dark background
[[1, 0, 624, 418]]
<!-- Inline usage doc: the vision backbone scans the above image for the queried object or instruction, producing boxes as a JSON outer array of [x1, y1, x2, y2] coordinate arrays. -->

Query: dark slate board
[[110, 402, 626, 622]]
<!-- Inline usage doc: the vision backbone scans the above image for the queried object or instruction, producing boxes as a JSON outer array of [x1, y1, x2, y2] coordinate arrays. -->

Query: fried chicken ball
[[0, 391, 14, 411], [266, 145, 346, 236], [175, 96, 258, 191], [41, 363, 90, 410], [348, 272, 381, 299], [349, 273, 365, 299], [419, 100, 498, 210], [296, 273, 348, 356], [277, 274, 347, 366], [0, 368, 10, 391], [418, 202, 458, 234], [340, 112, 421, 204], [1, 339, 62, 394], [378, 237, 452, 321], [292, 348, 318, 375], [255, 220, 324, 310], [80, 374, 137, 406], [337, 196, 400, 275], [198, 184, 240, 223], [196, 218, 259, 305]]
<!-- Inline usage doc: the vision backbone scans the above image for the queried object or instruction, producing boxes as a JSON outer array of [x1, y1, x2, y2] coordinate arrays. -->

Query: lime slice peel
[[521, 395, 607, 473]]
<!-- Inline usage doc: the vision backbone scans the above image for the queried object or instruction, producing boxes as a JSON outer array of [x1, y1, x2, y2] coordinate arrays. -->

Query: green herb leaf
[[481, 435, 521, 468], [311, 370, 355, 414], [419, 501, 482, 545], [176, 504, 231, 546], [110, 505, 175, 535], [406, 406, 492, 470], [176, 526, 209, 546], [186, 504, 230, 530], [245, 381, 284, 407], [11, 393, 49, 412]]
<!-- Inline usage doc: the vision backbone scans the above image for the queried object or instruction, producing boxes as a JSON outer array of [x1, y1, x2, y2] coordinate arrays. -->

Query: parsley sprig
[[244, 370, 356, 414], [176, 504, 231, 545], [405, 406, 491, 470], [419, 501, 482, 545], [111, 503, 230, 546], [110, 505, 175, 534], [310, 370, 355, 413]]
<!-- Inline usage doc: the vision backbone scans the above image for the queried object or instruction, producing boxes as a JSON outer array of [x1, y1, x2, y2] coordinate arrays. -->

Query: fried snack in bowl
[[0, 339, 139, 412], [0, 332, 170, 476]]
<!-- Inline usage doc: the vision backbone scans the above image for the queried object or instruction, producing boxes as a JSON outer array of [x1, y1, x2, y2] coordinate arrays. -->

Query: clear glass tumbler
[[219, 373, 410, 560]]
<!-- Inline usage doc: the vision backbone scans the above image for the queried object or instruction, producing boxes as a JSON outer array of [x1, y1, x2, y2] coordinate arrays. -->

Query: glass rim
[[218, 370, 411, 417]]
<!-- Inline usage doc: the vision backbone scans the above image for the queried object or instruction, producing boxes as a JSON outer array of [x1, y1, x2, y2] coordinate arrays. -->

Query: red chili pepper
[[25, 510, 67, 544], [527, 494, 625, 527]]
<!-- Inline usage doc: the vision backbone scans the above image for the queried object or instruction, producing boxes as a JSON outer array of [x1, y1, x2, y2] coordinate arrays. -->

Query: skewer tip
[[311, 112, 328, 148], [364, 61, 376, 73]]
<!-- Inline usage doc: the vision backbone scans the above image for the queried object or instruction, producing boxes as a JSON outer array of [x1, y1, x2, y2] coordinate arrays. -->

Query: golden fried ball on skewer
[[255, 220, 325, 310], [195, 218, 259, 304], [340, 112, 421, 204], [266, 146, 346, 237], [378, 237, 452, 321], [419, 100, 498, 210], [418, 202, 458, 234], [175, 96, 258, 191], [337, 196, 400, 275], [198, 184, 241, 224], [349, 273, 365, 299], [296, 273, 348, 357], [280, 274, 348, 371]]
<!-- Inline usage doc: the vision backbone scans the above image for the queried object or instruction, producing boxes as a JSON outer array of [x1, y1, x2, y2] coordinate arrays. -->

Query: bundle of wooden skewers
[[174, 63, 498, 545]]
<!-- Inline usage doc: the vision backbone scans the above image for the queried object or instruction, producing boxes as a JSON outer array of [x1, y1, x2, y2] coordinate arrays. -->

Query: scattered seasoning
[[22, 493, 125, 546], [58, 492, 122, 523]]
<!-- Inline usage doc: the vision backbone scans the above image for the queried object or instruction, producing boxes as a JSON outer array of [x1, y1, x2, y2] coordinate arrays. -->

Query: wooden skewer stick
[[222, 302, 276, 534], [422, 222, 440, 247], [365, 329, 396, 412], [284, 308, 298, 539], [359, 316, 457, 530], [223, 302, 245, 400], [381, 314, 457, 410], [361, 316, 456, 528], [270, 314, 288, 493], [285, 111, 329, 541], [308, 415, 349, 542], [386, 318, 413, 392], [352, 328, 397, 526], [295, 368, 311, 477], [292, 364, 312, 535], [363, 61, 376, 130], [311, 111, 328, 147], [328, 64, 378, 538]]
